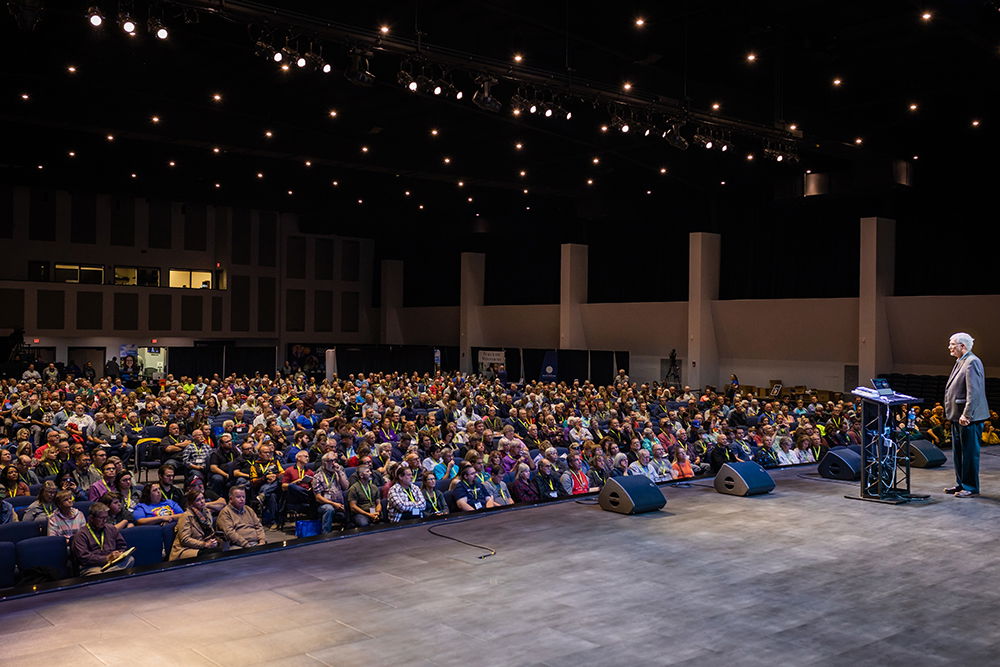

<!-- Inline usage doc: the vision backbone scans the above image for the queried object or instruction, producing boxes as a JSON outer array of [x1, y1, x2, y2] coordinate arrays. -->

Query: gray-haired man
[[944, 332, 989, 497]]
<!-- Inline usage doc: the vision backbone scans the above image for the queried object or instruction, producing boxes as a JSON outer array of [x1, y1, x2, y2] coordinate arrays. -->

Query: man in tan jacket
[[216, 487, 266, 548]]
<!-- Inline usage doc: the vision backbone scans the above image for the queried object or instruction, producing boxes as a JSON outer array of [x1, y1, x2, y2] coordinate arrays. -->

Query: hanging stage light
[[398, 69, 417, 91], [345, 49, 375, 86], [148, 17, 168, 39], [664, 123, 689, 150], [86, 6, 104, 26], [472, 75, 502, 112], [119, 12, 136, 34], [693, 133, 714, 149]]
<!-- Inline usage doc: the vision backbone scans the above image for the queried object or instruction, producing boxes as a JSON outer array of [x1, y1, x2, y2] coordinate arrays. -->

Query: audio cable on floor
[[426, 519, 497, 559]]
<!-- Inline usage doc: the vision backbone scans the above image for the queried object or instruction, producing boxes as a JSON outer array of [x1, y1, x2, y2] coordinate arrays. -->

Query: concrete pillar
[[380, 259, 404, 345], [559, 243, 588, 350], [859, 217, 895, 382], [459, 252, 485, 374], [687, 232, 721, 389]]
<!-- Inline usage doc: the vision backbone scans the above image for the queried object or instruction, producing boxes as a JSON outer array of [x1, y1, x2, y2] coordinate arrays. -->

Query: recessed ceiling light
[[634, 17, 645, 27], [746, 52, 757, 63]]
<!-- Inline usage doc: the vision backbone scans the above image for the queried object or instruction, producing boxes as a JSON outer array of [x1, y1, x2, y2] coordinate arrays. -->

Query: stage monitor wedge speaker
[[818, 447, 862, 481], [598, 475, 666, 514], [714, 461, 775, 496], [905, 440, 946, 468]]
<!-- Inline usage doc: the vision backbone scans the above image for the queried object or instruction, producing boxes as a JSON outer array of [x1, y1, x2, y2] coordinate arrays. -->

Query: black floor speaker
[[598, 475, 666, 514], [713, 461, 775, 496], [818, 446, 862, 480], [905, 440, 946, 468]]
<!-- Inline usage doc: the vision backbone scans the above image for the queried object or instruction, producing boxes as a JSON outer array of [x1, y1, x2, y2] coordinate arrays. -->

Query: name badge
[[411, 508, 421, 517], [548, 491, 558, 497], [473, 502, 482, 510]]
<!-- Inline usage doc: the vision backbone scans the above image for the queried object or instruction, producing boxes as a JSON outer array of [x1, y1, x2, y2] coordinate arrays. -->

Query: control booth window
[[169, 269, 213, 289], [115, 266, 160, 287], [53, 263, 104, 284]]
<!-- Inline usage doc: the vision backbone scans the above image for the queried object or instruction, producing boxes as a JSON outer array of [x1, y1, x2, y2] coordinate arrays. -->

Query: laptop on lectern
[[871, 377, 894, 397]]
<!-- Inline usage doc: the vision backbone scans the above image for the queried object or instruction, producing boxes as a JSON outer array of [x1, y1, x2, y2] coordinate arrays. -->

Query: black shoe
[[944, 486, 962, 494]]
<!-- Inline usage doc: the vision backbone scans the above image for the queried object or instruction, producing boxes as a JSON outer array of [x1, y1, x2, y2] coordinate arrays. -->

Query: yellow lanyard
[[88, 525, 104, 549], [360, 482, 374, 505], [426, 491, 439, 512]]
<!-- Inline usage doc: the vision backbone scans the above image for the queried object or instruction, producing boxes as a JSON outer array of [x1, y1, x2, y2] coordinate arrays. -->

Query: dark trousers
[[952, 421, 983, 493]]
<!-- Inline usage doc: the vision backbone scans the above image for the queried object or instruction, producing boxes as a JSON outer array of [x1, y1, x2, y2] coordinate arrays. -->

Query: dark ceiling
[[2, 0, 998, 304]]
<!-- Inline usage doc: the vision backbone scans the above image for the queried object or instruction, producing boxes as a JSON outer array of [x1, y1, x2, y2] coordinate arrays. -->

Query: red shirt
[[281, 465, 314, 489]]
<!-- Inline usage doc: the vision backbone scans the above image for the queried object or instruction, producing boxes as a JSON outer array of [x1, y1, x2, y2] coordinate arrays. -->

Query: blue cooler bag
[[295, 520, 321, 538]]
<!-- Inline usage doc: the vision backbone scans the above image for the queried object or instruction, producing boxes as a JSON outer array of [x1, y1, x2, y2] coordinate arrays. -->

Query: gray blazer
[[944, 352, 989, 422]]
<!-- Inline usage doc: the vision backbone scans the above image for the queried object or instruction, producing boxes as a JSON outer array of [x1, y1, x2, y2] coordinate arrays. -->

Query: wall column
[[459, 252, 485, 374], [559, 243, 588, 349], [687, 232, 721, 389], [859, 217, 895, 382], [380, 259, 404, 345]]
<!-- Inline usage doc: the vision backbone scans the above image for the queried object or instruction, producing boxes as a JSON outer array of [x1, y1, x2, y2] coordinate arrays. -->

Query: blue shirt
[[133, 499, 183, 520], [453, 480, 490, 509]]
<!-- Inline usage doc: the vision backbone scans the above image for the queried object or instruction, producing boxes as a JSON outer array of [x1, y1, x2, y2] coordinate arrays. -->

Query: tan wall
[[396, 306, 460, 346], [885, 295, 1000, 375], [478, 305, 560, 349], [580, 302, 688, 355]]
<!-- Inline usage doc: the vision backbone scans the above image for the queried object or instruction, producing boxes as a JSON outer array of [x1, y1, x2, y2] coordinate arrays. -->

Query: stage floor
[[4, 452, 1000, 666]]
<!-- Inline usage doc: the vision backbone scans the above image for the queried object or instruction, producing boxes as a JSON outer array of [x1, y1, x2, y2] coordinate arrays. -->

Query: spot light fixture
[[472, 75, 502, 113], [148, 17, 168, 39], [119, 12, 136, 34], [86, 5, 103, 26]]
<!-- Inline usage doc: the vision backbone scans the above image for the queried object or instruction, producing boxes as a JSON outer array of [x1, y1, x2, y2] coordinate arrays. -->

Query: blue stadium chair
[[8, 495, 36, 511], [443, 490, 458, 513], [528, 449, 539, 461], [414, 409, 428, 417], [555, 447, 569, 457], [0, 541, 15, 588], [73, 501, 93, 517], [28, 484, 42, 496], [16, 536, 70, 579], [0, 520, 44, 543], [161, 523, 175, 559], [502, 471, 516, 485], [141, 425, 167, 439], [435, 478, 451, 493], [121, 525, 165, 566], [344, 466, 356, 481], [135, 438, 162, 482]]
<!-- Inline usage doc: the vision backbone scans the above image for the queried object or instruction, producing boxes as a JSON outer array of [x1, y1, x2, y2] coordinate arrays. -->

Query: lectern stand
[[847, 387, 928, 505]]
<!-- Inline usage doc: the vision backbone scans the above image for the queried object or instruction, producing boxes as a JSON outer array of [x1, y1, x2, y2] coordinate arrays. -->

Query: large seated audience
[[0, 362, 989, 588]]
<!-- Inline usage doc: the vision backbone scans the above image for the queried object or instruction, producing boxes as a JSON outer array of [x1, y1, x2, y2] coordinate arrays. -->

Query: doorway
[[68, 347, 106, 377]]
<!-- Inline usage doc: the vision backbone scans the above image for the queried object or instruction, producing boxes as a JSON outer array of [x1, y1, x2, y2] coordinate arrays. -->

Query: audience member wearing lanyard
[[455, 465, 493, 511]]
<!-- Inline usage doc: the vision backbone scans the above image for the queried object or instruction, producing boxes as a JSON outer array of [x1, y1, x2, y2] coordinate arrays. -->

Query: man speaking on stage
[[944, 332, 989, 498]]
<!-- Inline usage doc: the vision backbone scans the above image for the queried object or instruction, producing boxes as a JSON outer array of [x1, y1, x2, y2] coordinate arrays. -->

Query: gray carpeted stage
[[3, 452, 1000, 666]]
